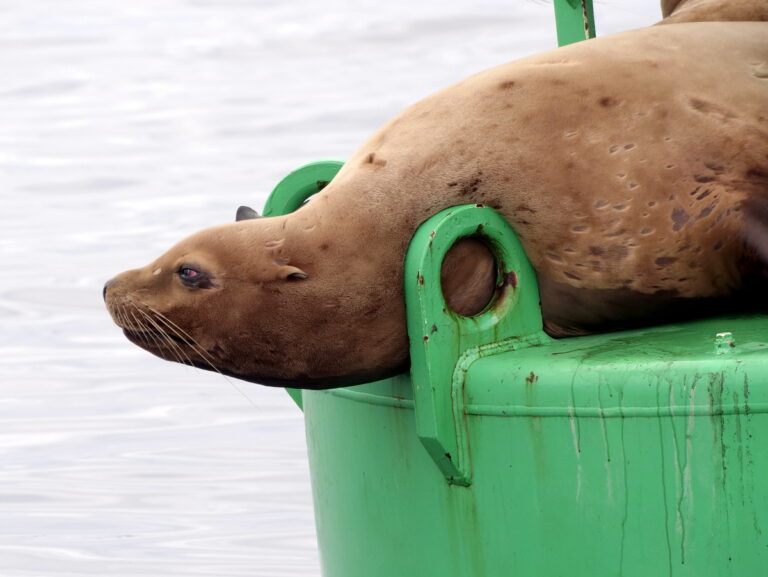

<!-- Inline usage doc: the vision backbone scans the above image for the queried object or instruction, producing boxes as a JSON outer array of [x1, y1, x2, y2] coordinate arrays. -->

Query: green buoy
[[260, 4, 768, 574]]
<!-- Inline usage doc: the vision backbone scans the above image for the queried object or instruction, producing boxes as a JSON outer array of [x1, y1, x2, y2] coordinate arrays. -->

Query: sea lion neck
[[288, 180, 416, 264]]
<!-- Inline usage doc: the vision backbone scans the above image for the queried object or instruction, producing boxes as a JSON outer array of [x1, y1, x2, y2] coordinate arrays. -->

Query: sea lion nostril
[[103, 279, 113, 302]]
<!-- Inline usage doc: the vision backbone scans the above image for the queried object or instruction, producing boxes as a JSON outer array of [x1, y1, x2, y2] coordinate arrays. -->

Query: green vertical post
[[554, 0, 596, 46]]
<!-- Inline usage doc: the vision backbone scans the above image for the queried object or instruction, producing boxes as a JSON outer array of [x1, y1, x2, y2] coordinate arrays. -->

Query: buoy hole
[[441, 236, 498, 317]]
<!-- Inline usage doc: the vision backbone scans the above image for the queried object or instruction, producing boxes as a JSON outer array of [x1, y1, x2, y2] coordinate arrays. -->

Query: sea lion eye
[[177, 265, 216, 289], [180, 267, 199, 279]]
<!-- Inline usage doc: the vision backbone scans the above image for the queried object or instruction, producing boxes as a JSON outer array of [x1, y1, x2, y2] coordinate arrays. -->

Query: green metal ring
[[263, 160, 344, 217], [405, 204, 548, 485]]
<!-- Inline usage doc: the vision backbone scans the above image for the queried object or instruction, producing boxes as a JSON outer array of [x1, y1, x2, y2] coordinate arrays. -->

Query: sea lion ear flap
[[279, 265, 309, 281], [236, 206, 261, 221]]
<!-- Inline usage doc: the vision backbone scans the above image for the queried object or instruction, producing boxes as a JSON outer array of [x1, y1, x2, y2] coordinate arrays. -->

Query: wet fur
[[106, 16, 768, 388]]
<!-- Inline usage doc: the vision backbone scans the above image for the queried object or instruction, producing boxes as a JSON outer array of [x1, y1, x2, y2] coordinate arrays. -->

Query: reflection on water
[[1, 1, 659, 575]]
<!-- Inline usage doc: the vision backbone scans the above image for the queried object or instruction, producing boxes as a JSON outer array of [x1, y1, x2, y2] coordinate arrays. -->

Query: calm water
[[1, 1, 659, 575]]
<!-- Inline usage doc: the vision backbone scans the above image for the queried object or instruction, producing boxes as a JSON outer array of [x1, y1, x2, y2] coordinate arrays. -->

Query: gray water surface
[[2, 2, 660, 575]]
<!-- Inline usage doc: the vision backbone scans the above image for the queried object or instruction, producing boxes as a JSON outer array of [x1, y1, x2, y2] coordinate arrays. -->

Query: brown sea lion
[[660, 0, 768, 23], [105, 20, 768, 388]]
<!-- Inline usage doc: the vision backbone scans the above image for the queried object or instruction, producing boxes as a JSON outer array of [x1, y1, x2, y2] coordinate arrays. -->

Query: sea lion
[[105, 20, 768, 388], [660, 0, 768, 23]]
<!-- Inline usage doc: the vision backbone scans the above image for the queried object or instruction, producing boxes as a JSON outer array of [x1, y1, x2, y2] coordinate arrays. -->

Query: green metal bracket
[[553, 0, 596, 46], [263, 160, 344, 218], [404, 205, 550, 486], [262, 160, 345, 409]]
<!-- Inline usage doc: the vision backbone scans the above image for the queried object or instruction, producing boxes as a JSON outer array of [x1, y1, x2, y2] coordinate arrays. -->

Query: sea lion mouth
[[121, 323, 225, 374], [122, 328, 190, 348]]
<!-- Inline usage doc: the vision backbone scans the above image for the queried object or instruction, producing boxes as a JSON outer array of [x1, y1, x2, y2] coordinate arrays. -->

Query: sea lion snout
[[102, 279, 113, 302], [102, 215, 411, 388]]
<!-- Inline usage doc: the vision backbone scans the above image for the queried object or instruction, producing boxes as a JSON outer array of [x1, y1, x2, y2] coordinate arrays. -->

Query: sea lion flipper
[[236, 206, 261, 221]]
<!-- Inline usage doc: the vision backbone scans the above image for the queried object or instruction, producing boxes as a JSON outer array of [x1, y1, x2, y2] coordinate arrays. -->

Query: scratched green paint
[[304, 304, 768, 576], [303, 309, 768, 576], [554, 0, 596, 46]]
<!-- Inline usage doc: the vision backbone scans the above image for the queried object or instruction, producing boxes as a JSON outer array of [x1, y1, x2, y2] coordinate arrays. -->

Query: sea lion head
[[104, 201, 497, 389], [104, 207, 413, 388]]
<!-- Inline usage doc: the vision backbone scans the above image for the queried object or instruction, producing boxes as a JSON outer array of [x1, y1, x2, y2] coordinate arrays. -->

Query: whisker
[[135, 307, 192, 367], [132, 315, 172, 362], [122, 303, 201, 374], [116, 305, 131, 329], [149, 308, 221, 367], [146, 305, 259, 409], [138, 309, 192, 367], [123, 305, 137, 330], [127, 308, 175, 362], [127, 310, 155, 347]]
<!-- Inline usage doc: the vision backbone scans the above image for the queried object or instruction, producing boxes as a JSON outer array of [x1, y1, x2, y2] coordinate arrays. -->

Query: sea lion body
[[105, 21, 768, 388]]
